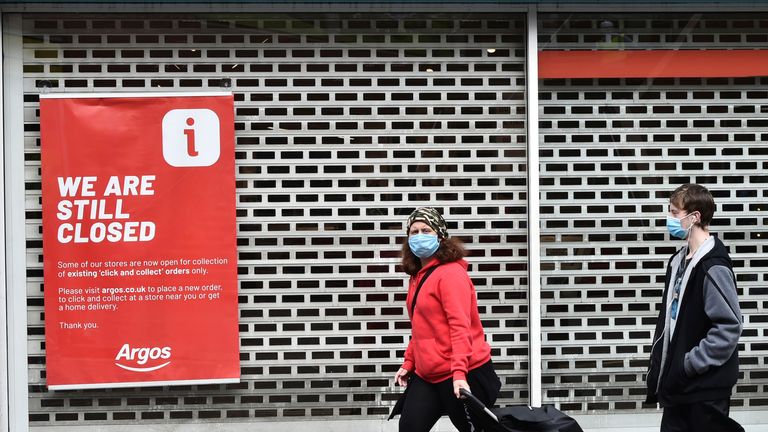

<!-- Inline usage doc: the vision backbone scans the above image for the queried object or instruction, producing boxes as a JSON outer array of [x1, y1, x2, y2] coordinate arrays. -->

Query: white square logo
[[162, 109, 221, 167]]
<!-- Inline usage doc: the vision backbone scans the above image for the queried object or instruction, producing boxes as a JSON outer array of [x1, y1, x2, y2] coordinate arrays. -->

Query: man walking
[[646, 183, 744, 432]]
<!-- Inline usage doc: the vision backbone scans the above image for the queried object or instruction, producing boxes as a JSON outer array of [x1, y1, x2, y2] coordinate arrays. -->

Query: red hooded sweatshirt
[[401, 258, 492, 383]]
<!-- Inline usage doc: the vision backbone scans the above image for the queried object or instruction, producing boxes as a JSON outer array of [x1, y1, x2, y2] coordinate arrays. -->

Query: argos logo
[[115, 344, 172, 372]]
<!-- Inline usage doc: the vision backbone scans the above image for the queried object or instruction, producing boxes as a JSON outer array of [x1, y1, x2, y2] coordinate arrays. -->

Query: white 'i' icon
[[162, 108, 220, 167]]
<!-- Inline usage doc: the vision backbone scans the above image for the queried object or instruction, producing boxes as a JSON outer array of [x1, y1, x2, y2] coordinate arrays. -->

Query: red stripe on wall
[[539, 50, 768, 79]]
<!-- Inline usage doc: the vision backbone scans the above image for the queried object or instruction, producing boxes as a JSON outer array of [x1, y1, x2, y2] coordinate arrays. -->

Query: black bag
[[387, 381, 409, 420], [460, 389, 583, 432]]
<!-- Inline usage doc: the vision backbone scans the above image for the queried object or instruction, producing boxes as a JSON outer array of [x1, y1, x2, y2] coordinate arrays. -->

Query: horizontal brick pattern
[[539, 13, 768, 412]]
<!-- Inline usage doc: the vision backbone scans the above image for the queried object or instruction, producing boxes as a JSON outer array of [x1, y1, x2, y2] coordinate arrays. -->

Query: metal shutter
[[22, 12, 529, 425], [539, 12, 768, 412]]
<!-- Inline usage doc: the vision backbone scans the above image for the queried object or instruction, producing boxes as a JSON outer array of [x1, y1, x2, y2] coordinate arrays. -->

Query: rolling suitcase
[[460, 389, 584, 432]]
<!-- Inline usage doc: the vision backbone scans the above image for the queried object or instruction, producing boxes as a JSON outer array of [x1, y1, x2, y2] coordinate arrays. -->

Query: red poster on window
[[40, 93, 239, 389]]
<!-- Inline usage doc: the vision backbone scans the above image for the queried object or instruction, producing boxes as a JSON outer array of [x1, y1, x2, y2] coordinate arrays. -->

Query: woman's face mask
[[408, 234, 440, 259]]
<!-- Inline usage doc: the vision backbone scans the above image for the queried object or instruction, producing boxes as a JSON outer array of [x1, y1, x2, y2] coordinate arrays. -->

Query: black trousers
[[661, 398, 744, 432], [399, 361, 500, 432]]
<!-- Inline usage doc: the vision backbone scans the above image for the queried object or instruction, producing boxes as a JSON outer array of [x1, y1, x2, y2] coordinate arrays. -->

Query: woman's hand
[[395, 368, 412, 387], [453, 379, 470, 398]]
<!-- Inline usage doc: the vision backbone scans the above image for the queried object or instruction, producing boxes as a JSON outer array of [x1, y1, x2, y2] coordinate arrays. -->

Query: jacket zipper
[[647, 329, 665, 393]]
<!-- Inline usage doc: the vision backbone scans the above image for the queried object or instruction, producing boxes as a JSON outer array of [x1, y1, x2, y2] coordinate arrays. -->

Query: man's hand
[[395, 368, 411, 387], [454, 379, 470, 398]]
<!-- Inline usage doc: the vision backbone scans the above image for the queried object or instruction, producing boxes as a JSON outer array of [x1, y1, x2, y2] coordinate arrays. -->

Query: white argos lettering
[[115, 343, 172, 372]]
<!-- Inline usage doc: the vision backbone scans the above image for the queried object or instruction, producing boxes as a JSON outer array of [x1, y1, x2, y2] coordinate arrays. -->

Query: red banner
[[40, 93, 239, 389], [539, 49, 768, 79]]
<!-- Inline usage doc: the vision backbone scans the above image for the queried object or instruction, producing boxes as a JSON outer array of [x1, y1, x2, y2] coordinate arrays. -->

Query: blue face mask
[[666, 214, 694, 239], [408, 234, 440, 259]]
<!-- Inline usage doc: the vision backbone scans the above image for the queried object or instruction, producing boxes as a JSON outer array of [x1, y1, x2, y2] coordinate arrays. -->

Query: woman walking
[[394, 207, 501, 432]]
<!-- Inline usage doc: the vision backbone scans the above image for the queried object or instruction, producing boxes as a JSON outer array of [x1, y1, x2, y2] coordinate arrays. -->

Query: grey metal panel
[[21, 13, 529, 425], [4, 12, 31, 432]]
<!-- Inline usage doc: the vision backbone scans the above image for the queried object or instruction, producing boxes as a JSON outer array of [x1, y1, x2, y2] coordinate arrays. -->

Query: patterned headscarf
[[406, 207, 449, 238]]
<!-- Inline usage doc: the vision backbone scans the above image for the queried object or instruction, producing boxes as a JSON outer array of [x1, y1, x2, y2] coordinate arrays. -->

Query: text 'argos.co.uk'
[[57, 283, 224, 315]]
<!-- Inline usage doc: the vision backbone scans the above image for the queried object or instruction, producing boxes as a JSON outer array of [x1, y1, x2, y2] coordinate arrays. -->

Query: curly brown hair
[[400, 236, 468, 276]]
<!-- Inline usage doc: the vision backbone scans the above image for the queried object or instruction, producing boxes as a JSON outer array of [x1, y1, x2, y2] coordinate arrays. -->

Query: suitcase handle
[[459, 388, 499, 423]]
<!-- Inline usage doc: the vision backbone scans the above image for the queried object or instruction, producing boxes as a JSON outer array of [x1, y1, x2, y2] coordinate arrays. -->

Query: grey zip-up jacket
[[645, 236, 742, 406]]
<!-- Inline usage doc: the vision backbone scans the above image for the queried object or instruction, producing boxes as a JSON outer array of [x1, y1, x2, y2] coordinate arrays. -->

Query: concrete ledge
[[31, 409, 768, 431], [574, 409, 768, 431]]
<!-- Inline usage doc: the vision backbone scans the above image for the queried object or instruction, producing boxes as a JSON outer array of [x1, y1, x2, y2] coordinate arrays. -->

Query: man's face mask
[[666, 213, 696, 239]]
